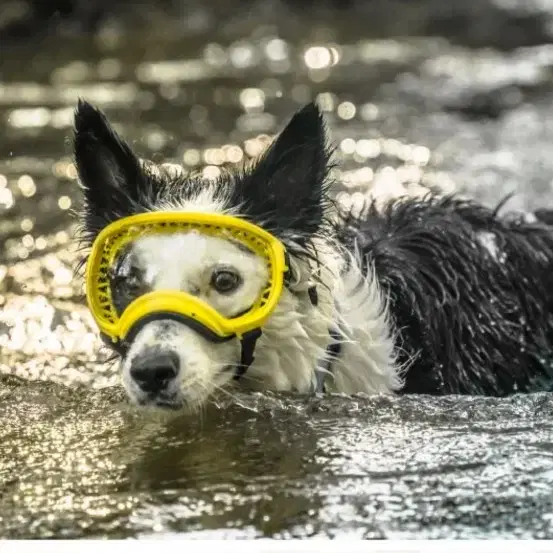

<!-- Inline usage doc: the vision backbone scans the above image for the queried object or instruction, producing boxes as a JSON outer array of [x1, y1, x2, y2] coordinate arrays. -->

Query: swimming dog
[[73, 99, 553, 410]]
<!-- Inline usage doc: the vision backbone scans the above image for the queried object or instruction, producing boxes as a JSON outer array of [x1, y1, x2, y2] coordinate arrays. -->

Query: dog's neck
[[242, 235, 404, 395]]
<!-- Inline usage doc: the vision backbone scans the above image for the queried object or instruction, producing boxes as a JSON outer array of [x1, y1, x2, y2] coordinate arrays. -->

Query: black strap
[[315, 328, 342, 393], [101, 332, 128, 356], [233, 328, 263, 380], [308, 286, 318, 306], [101, 311, 235, 359], [124, 312, 236, 345]]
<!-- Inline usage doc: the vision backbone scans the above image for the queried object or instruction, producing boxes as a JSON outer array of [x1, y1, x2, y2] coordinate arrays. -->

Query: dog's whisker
[[236, 372, 265, 385], [211, 383, 242, 404]]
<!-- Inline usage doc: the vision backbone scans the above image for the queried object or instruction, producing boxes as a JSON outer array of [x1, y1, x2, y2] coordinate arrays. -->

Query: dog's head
[[73, 100, 335, 410]]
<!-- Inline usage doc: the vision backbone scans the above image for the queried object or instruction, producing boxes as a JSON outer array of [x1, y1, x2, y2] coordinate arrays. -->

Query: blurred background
[[4, 0, 553, 268], [2, 0, 553, 539]]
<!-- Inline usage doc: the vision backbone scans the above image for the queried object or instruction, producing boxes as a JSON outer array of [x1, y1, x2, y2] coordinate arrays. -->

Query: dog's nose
[[129, 349, 179, 394]]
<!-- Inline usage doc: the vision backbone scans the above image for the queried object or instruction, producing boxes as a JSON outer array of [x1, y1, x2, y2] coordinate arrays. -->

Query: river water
[[1, 0, 553, 539]]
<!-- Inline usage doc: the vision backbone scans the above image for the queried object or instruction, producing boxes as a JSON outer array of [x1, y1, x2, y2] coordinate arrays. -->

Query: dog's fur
[[73, 99, 553, 409]]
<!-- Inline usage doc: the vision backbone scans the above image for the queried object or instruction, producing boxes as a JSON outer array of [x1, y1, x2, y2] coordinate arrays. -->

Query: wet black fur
[[338, 197, 553, 395], [74, 99, 553, 397]]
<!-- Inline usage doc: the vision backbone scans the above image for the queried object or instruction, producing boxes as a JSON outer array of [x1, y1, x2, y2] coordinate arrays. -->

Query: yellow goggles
[[85, 211, 288, 346]]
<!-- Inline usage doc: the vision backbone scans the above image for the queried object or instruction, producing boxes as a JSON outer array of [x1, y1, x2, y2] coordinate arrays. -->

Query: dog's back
[[337, 194, 553, 396]]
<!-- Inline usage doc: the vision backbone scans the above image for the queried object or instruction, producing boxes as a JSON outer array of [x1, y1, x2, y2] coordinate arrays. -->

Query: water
[[1, 0, 553, 539]]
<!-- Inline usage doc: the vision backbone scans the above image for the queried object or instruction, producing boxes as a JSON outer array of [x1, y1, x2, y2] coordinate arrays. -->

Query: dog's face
[[73, 100, 332, 409], [110, 232, 269, 409]]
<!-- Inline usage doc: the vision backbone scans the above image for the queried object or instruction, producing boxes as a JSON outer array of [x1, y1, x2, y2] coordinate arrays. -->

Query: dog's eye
[[210, 268, 242, 294]]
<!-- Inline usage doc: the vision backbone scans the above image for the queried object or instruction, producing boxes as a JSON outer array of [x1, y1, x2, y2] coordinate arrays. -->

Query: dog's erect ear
[[236, 102, 332, 240], [73, 100, 149, 233]]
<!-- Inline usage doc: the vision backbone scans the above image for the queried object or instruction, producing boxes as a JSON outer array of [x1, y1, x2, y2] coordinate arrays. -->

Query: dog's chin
[[125, 386, 183, 410]]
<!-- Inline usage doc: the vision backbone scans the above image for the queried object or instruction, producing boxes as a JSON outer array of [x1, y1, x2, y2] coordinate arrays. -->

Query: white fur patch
[[143, 161, 235, 215], [330, 250, 403, 394], [154, 186, 231, 215], [477, 231, 503, 262]]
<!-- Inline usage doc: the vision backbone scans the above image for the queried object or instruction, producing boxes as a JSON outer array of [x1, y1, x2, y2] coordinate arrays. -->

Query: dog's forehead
[[127, 230, 258, 284]]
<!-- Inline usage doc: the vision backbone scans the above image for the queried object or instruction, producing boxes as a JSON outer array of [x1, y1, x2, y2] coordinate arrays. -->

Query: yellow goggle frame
[[85, 211, 288, 344]]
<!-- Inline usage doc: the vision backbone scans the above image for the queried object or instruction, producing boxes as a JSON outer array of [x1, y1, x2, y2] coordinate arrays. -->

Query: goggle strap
[[126, 312, 236, 345], [308, 286, 318, 306], [234, 327, 263, 380], [283, 251, 292, 286], [315, 327, 342, 393]]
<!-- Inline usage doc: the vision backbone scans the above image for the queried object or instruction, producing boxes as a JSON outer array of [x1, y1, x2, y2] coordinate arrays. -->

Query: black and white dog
[[73, 99, 553, 410]]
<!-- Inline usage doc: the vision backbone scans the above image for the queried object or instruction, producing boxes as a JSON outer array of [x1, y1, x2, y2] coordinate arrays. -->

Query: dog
[[73, 99, 553, 410]]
